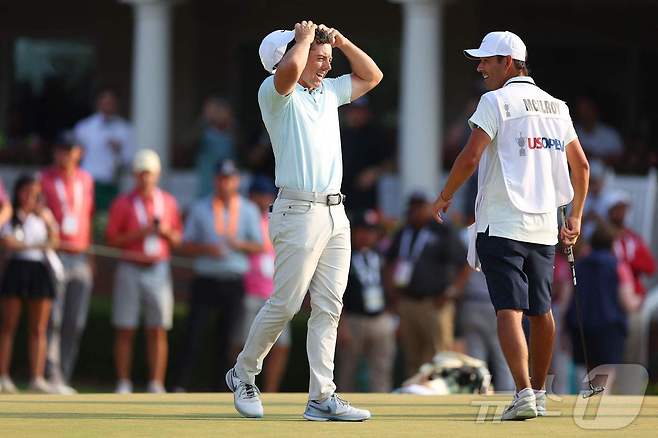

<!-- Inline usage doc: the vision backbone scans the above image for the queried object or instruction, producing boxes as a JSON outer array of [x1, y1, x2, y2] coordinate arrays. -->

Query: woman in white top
[[0, 174, 60, 393]]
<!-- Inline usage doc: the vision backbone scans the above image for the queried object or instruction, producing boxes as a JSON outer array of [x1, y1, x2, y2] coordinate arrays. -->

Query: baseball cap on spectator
[[133, 149, 161, 174], [249, 175, 277, 195], [351, 209, 380, 229], [464, 31, 527, 61], [604, 190, 631, 212], [214, 158, 239, 176], [259, 30, 295, 74]]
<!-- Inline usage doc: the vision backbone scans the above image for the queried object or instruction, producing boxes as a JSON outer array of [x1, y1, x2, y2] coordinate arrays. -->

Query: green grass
[[0, 393, 656, 437]]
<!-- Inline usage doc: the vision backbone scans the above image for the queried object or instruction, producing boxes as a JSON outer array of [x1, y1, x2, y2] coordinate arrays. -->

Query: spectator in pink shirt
[[0, 179, 11, 229], [40, 136, 94, 393], [232, 176, 290, 392]]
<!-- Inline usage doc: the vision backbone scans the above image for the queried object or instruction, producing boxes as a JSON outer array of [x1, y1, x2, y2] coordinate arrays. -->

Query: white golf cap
[[604, 190, 632, 211], [133, 148, 161, 174], [464, 31, 527, 61], [259, 29, 295, 74]]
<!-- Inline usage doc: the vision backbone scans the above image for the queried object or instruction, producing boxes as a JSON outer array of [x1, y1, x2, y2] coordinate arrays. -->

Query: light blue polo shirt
[[183, 195, 262, 279], [258, 74, 352, 193]]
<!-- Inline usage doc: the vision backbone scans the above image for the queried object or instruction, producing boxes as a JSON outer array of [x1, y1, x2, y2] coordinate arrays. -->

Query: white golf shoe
[[225, 368, 263, 418], [501, 388, 537, 421], [303, 394, 371, 422], [534, 389, 546, 416]]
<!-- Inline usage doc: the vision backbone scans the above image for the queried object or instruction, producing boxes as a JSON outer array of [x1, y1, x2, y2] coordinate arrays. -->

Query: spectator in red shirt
[[40, 136, 94, 393], [604, 189, 656, 369], [106, 149, 182, 394], [605, 190, 656, 297]]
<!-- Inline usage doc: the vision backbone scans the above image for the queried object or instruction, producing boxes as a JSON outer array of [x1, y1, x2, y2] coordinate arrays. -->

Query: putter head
[[582, 385, 605, 398]]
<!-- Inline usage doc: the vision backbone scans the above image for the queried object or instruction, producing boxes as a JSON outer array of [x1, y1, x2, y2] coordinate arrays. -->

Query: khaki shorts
[[112, 261, 174, 329]]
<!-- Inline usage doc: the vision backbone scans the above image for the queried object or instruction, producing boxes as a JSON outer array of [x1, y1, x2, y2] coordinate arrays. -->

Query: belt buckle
[[326, 193, 342, 206]]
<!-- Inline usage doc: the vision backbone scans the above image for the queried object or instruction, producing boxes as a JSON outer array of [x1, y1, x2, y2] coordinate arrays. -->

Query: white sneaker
[[147, 380, 166, 394], [501, 388, 537, 421], [115, 379, 133, 394], [225, 368, 264, 418], [304, 394, 371, 422], [27, 377, 57, 394], [0, 375, 18, 394], [50, 381, 77, 395], [534, 390, 546, 417]]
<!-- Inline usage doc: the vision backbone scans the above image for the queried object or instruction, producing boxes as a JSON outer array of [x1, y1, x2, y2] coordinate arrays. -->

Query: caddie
[[431, 31, 589, 420]]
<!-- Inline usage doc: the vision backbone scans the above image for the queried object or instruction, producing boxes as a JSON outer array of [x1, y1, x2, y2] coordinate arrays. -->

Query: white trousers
[[235, 196, 351, 400]]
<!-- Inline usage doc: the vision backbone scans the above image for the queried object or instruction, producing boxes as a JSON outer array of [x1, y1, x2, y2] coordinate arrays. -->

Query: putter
[[559, 206, 605, 398]]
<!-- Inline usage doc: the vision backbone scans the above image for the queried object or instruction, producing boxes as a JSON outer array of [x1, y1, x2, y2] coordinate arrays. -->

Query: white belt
[[278, 188, 345, 206]]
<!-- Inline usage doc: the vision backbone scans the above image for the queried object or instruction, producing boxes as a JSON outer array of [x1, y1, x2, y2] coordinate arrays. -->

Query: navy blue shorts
[[476, 230, 555, 316]]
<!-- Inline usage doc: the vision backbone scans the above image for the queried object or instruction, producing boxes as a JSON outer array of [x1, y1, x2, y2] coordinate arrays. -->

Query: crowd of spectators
[[0, 87, 655, 395]]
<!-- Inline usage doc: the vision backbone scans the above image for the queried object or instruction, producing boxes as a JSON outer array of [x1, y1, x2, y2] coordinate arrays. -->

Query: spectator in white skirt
[[0, 174, 61, 393]]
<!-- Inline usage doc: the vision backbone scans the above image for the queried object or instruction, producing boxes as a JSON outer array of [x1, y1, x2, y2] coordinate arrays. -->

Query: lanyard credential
[[133, 190, 165, 226], [399, 228, 431, 261], [352, 250, 381, 287], [55, 177, 84, 235], [212, 196, 241, 238]]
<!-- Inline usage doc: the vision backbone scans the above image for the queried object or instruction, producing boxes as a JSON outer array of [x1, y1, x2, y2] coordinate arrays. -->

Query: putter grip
[[559, 206, 576, 263]]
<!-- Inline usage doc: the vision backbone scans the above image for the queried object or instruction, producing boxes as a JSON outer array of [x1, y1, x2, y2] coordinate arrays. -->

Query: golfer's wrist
[[440, 191, 453, 202]]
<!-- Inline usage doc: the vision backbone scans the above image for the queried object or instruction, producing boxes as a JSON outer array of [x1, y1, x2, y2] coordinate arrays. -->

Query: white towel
[[466, 224, 481, 271]]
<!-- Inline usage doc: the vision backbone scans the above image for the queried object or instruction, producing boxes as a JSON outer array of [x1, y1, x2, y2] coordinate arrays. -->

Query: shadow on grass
[[0, 400, 476, 409], [0, 412, 299, 421], [0, 411, 478, 422], [0, 400, 237, 407]]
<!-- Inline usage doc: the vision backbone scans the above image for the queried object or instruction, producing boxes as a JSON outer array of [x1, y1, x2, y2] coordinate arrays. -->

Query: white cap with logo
[[133, 149, 161, 174], [259, 30, 295, 74], [464, 31, 527, 62]]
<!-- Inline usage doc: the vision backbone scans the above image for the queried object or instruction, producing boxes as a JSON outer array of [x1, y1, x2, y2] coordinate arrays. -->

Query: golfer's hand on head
[[318, 24, 347, 48], [295, 20, 317, 44], [560, 216, 581, 247], [431, 193, 452, 224]]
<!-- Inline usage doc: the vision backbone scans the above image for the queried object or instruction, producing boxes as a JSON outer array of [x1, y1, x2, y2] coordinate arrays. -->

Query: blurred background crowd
[[0, 0, 657, 395]]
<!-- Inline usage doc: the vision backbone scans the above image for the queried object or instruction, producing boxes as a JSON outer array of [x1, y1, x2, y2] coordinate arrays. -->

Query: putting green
[[0, 393, 655, 437]]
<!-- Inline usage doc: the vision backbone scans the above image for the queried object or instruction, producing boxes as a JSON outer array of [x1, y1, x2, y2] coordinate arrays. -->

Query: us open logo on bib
[[516, 132, 527, 157]]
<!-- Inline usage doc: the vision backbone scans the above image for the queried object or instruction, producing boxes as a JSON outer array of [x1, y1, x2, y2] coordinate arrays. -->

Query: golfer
[[226, 20, 382, 421], [432, 31, 589, 420]]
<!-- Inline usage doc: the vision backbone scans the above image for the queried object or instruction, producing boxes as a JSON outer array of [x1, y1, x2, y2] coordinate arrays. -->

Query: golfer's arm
[[440, 127, 490, 199], [339, 40, 383, 100], [274, 41, 312, 95], [566, 138, 590, 220]]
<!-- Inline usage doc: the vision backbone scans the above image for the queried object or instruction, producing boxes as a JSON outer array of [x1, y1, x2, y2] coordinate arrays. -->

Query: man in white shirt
[[432, 31, 589, 420], [226, 20, 382, 421], [574, 96, 624, 165], [74, 88, 136, 211]]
